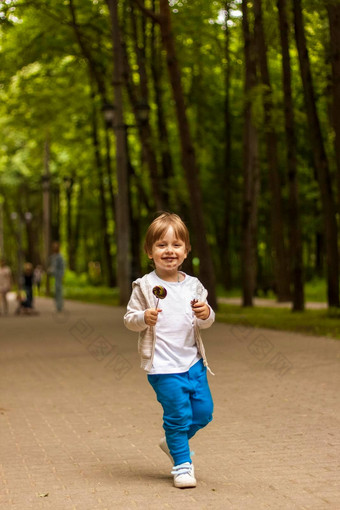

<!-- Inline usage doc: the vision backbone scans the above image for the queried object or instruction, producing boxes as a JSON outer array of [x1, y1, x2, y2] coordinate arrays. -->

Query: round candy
[[152, 285, 167, 299]]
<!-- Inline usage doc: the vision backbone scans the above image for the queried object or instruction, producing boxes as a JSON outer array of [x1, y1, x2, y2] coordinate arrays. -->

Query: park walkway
[[0, 296, 339, 509]]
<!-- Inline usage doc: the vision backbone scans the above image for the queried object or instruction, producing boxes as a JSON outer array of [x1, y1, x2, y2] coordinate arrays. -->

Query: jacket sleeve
[[124, 284, 148, 332]]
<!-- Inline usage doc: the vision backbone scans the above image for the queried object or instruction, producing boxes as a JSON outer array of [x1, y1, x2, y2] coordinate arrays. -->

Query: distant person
[[16, 262, 34, 314], [0, 259, 13, 315], [49, 242, 65, 312], [22, 262, 34, 308], [33, 265, 44, 295]]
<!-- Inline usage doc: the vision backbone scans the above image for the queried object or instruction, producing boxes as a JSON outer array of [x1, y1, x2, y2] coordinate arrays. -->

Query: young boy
[[124, 213, 214, 489]]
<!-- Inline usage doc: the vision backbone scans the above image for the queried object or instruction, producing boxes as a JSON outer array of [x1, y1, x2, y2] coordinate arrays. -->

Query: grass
[[58, 272, 339, 340], [49, 271, 120, 306], [304, 278, 327, 302], [216, 303, 340, 340], [63, 285, 120, 306], [217, 278, 327, 303]]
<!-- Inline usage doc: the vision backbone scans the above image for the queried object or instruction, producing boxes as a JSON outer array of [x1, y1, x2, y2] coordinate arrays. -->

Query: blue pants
[[148, 358, 213, 466]]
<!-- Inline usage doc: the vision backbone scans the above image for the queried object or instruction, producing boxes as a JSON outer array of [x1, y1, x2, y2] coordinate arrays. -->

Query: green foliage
[[63, 270, 90, 287], [0, 0, 339, 307], [49, 270, 119, 305], [218, 277, 328, 303], [63, 284, 119, 307]]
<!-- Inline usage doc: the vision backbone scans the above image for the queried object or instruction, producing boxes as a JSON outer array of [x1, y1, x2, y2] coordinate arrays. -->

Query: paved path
[[0, 297, 339, 509]]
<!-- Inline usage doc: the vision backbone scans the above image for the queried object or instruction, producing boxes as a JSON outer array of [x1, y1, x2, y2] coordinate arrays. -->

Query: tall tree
[[106, 0, 131, 305], [69, 0, 116, 276], [158, 0, 217, 308], [122, 5, 163, 210], [277, 0, 304, 310], [293, 0, 339, 308], [326, 1, 340, 214], [222, 1, 233, 289], [134, 0, 217, 309], [42, 135, 51, 294], [253, 0, 291, 302], [64, 176, 75, 271], [73, 179, 83, 272], [241, 0, 260, 307], [150, 0, 173, 209], [90, 90, 115, 287]]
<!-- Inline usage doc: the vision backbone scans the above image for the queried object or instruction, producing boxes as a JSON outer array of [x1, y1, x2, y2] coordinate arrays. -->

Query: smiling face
[[148, 226, 188, 280]]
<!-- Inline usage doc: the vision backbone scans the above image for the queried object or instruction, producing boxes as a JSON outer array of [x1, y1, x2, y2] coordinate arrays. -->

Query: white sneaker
[[171, 462, 196, 488], [159, 437, 173, 462]]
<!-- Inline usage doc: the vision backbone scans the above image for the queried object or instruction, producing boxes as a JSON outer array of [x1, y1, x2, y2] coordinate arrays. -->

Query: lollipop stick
[[155, 297, 160, 310]]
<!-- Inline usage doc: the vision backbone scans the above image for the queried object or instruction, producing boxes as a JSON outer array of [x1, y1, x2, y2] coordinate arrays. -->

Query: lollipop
[[152, 285, 167, 309]]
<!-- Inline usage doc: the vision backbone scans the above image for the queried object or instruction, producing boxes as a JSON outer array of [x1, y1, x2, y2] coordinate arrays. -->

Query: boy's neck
[[155, 270, 182, 282]]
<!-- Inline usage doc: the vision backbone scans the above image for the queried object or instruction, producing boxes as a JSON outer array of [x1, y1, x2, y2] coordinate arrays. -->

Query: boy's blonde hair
[[144, 213, 191, 255]]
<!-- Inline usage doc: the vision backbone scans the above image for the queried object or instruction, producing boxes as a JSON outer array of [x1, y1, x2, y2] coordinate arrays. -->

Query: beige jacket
[[124, 273, 215, 374]]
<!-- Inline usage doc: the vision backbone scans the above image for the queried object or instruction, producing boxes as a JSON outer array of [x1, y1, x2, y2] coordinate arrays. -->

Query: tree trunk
[[50, 184, 60, 245], [0, 199, 4, 258], [104, 125, 116, 226], [64, 177, 76, 271], [106, 0, 131, 305], [241, 0, 260, 307], [158, 0, 217, 309], [42, 136, 51, 295], [315, 231, 324, 278], [69, 0, 116, 275], [90, 92, 115, 287], [293, 0, 339, 307], [151, 0, 173, 209], [253, 0, 291, 302], [327, 1, 340, 214], [69, 0, 107, 97], [222, 1, 233, 289], [122, 9, 163, 211], [73, 179, 83, 274], [277, 0, 304, 310]]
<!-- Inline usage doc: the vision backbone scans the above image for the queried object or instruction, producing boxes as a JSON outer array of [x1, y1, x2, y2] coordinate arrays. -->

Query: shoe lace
[[171, 462, 192, 476]]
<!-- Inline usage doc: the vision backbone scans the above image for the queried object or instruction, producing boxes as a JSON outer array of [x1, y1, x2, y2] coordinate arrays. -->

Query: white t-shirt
[[148, 271, 201, 374]]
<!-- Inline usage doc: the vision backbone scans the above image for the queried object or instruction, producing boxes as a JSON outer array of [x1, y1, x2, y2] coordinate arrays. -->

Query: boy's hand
[[191, 301, 210, 320], [144, 308, 162, 326]]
